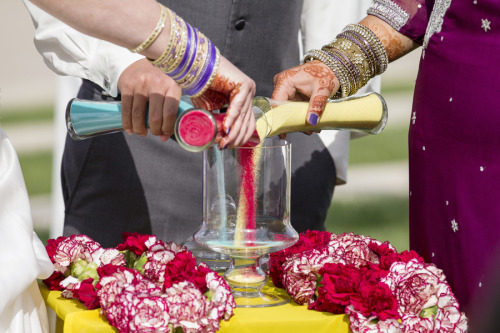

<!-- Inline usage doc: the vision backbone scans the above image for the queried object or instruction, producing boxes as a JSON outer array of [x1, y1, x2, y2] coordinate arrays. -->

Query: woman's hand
[[118, 59, 182, 142], [191, 56, 256, 149], [271, 60, 340, 126]]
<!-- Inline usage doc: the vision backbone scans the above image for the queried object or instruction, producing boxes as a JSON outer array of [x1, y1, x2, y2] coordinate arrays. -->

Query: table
[[39, 282, 351, 333]]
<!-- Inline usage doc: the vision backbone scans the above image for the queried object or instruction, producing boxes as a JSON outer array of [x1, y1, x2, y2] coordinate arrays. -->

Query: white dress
[[0, 128, 54, 333]]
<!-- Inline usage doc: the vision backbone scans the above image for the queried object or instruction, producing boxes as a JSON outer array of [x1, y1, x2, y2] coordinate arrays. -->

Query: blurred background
[[1, 0, 421, 251]]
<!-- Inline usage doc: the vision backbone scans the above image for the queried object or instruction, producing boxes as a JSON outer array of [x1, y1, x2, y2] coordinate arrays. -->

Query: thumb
[[306, 92, 329, 126]]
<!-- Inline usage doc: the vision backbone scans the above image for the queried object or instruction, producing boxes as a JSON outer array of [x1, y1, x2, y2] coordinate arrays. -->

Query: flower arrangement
[[269, 230, 468, 333], [42, 233, 235, 333]]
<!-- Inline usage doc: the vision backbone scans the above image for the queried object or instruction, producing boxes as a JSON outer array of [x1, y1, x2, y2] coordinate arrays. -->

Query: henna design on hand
[[192, 73, 236, 111], [368, 22, 406, 61], [303, 61, 337, 96]]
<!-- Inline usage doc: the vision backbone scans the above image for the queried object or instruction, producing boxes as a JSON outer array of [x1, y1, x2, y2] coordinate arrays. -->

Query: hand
[[191, 56, 256, 149], [271, 60, 340, 127], [118, 58, 182, 142]]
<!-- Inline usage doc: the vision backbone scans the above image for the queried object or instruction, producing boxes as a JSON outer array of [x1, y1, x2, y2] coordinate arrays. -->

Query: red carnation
[[163, 251, 210, 293], [379, 250, 424, 271], [309, 263, 366, 313], [45, 236, 69, 263], [116, 232, 152, 256], [42, 270, 65, 290], [350, 279, 400, 321], [73, 278, 100, 309]]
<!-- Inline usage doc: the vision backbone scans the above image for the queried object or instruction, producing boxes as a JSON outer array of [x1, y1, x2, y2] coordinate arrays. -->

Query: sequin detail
[[481, 18, 491, 32], [367, 0, 410, 31], [451, 219, 459, 232], [423, 0, 453, 50]]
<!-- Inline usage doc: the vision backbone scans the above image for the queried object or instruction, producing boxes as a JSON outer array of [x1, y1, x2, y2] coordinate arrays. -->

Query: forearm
[[360, 15, 418, 62], [28, 0, 169, 60]]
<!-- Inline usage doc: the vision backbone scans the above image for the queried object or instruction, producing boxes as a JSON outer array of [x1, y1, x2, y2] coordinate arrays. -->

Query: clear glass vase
[[194, 137, 298, 307]]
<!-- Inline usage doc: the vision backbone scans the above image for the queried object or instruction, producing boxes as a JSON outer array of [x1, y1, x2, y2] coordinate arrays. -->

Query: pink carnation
[[381, 259, 447, 315], [281, 250, 335, 304], [205, 272, 235, 320], [106, 291, 170, 333], [97, 268, 146, 311], [269, 230, 332, 288], [164, 281, 219, 333], [325, 233, 381, 268], [52, 234, 102, 273], [142, 249, 176, 287]]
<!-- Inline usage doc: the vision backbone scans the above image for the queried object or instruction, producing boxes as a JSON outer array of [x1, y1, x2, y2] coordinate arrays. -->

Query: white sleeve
[[22, 0, 144, 97]]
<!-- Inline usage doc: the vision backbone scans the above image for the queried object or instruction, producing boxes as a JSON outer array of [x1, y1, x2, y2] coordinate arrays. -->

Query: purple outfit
[[369, 0, 500, 322]]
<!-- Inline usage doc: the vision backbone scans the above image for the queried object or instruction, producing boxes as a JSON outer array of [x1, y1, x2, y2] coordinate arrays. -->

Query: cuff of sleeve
[[87, 40, 145, 97]]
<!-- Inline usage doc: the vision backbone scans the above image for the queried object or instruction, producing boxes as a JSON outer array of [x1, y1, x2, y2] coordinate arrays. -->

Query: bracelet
[[129, 4, 167, 53], [149, 9, 220, 97], [303, 23, 388, 98], [304, 49, 351, 98]]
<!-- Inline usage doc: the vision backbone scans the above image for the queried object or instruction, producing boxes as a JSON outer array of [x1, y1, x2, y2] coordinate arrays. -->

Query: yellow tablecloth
[[39, 282, 351, 333]]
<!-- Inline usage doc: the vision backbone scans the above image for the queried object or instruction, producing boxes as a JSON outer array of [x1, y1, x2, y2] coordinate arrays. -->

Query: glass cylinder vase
[[194, 137, 298, 307]]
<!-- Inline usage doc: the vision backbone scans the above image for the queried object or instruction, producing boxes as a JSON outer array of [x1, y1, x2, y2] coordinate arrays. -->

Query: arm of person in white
[[300, 0, 381, 185], [22, 0, 143, 97]]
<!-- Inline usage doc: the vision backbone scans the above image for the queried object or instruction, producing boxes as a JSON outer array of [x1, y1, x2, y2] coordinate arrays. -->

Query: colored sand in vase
[[234, 147, 259, 246]]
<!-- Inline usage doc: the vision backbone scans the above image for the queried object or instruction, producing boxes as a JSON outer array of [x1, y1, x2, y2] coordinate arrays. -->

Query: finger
[[271, 72, 296, 102], [148, 91, 164, 136], [220, 111, 243, 149], [131, 90, 149, 136], [121, 90, 133, 135], [306, 91, 329, 126], [161, 85, 181, 141], [242, 111, 257, 145], [233, 104, 254, 147]]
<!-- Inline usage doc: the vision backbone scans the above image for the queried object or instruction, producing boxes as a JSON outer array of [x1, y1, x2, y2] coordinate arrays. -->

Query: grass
[[349, 126, 408, 165], [0, 104, 54, 125], [326, 196, 409, 251], [18, 150, 53, 196]]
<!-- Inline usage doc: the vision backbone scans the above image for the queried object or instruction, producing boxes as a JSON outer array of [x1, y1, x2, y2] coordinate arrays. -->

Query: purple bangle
[[324, 48, 360, 85], [184, 41, 217, 96], [344, 30, 380, 72], [169, 22, 193, 77], [337, 33, 376, 76], [173, 26, 199, 81]]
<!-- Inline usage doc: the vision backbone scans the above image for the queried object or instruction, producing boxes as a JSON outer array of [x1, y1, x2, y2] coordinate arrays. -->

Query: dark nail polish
[[309, 113, 319, 126], [226, 126, 231, 135]]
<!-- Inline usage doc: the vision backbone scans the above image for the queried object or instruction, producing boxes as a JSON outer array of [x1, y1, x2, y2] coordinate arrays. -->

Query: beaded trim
[[367, 0, 410, 31], [423, 0, 453, 52]]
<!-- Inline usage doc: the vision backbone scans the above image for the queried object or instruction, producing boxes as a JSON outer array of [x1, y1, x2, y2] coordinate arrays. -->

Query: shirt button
[[235, 19, 246, 31]]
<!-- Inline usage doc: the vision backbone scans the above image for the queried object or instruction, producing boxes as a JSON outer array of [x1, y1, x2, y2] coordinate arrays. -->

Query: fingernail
[[309, 113, 319, 126], [125, 129, 133, 135], [226, 126, 231, 135]]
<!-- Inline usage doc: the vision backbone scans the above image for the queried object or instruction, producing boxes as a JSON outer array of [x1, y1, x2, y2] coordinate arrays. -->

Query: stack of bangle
[[137, 4, 220, 97], [304, 24, 388, 98]]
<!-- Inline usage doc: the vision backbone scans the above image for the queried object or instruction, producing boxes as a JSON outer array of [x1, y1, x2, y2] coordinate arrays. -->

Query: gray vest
[[160, 0, 304, 95]]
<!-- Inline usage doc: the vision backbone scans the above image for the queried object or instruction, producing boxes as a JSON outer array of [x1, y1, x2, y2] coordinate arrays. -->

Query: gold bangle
[[150, 8, 178, 70], [129, 4, 168, 53]]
